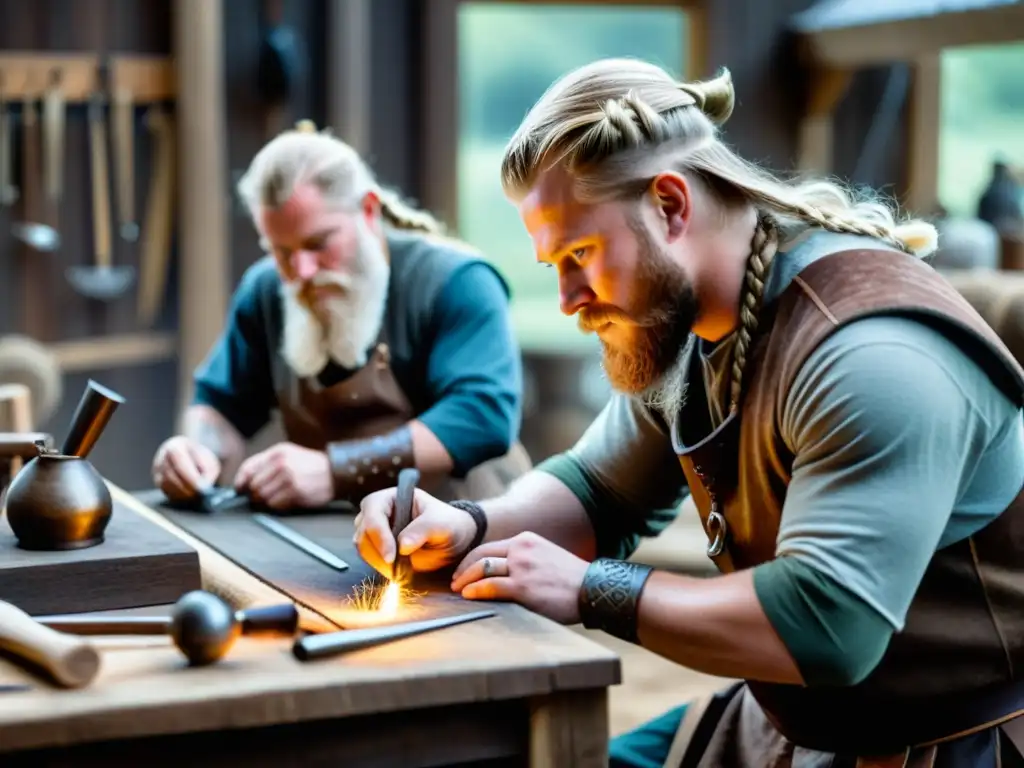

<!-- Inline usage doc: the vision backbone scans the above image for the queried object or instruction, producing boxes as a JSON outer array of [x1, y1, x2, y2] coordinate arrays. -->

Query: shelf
[[49, 332, 177, 372], [0, 53, 175, 102]]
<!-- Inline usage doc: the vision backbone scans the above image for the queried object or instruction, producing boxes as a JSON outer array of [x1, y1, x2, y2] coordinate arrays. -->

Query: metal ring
[[482, 558, 492, 578], [706, 510, 727, 558]]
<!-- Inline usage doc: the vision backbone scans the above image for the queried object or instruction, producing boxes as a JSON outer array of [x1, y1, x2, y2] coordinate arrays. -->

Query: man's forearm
[[478, 471, 597, 560], [182, 405, 246, 482], [635, 568, 804, 684]]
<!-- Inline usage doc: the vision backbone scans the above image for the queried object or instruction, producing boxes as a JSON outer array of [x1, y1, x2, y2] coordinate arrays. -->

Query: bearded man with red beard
[[354, 61, 1024, 768], [151, 122, 531, 510]]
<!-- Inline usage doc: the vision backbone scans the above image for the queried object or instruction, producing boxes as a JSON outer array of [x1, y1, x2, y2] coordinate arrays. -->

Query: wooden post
[[796, 66, 853, 175], [421, 0, 459, 230], [905, 54, 942, 215], [327, 0, 372, 155], [173, 0, 230, 418]]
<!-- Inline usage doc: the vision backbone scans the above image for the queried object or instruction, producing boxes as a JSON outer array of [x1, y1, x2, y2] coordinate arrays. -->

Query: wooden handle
[[42, 81, 64, 207], [137, 107, 176, 327], [0, 601, 101, 688], [21, 99, 40, 220], [113, 88, 134, 237], [0, 96, 14, 205], [88, 99, 112, 269]]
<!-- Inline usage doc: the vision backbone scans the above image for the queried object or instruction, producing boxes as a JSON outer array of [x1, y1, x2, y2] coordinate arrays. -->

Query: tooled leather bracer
[[678, 247, 1024, 754]]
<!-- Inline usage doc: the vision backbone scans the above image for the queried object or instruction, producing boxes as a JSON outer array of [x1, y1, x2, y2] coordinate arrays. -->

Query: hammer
[[65, 88, 135, 301], [0, 599, 101, 688], [37, 590, 299, 667], [391, 468, 420, 585]]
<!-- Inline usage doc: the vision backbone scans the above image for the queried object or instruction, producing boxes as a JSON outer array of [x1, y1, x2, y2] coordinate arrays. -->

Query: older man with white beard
[[151, 122, 530, 510]]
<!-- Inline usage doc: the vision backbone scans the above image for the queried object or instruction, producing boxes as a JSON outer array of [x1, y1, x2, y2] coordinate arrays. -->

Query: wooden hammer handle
[[88, 98, 113, 269], [21, 99, 40, 221], [0, 601, 101, 688], [137, 106, 176, 327], [113, 88, 134, 234]]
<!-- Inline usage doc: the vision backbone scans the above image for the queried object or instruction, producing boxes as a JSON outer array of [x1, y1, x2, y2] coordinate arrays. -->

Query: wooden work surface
[[0, 498, 202, 615], [0, 486, 621, 767]]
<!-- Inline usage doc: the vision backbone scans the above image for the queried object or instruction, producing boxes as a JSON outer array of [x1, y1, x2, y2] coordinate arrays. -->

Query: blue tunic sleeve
[[416, 261, 523, 477], [191, 264, 277, 439]]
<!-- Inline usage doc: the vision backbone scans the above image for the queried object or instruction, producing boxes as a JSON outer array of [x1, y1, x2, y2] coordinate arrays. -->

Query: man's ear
[[361, 190, 382, 227], [648, 172, 691, 241]]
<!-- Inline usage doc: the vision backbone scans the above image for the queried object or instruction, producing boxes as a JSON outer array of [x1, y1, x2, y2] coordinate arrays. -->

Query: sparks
[[378, 580, 402, 616]]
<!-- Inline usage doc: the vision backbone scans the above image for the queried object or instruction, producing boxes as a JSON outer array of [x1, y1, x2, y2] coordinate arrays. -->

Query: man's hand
[[152, 436, 222, 501], [450, 532, 590, 625], [353, 488, 479, 577], [234, 442, 333, 509]]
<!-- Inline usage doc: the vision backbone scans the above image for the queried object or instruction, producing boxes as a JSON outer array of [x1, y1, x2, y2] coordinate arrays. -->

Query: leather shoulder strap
[[766, 249, 1024, 408]]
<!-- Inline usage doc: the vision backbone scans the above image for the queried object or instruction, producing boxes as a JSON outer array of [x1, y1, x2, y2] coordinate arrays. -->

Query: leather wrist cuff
[[327, 426, 415, 504], [448, 499, 488, 552], [578, 558, 654, 644]]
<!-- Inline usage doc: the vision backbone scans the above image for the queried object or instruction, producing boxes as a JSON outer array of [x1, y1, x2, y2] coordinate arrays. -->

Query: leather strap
[[448, 499, 488, 553], [664, 693, 715, 768]]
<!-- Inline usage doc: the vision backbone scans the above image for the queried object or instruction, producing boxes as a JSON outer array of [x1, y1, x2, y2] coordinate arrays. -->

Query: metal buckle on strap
[[706, 504, 727, 557]]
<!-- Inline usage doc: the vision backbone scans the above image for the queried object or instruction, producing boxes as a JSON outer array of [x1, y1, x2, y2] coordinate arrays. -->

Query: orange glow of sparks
[[329, 577, 424, 628]]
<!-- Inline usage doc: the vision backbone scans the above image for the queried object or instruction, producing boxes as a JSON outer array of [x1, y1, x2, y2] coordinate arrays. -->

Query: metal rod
[[34, 616, 172, 636], [292, 609, 497, 661], [252, 513, 350, 572]]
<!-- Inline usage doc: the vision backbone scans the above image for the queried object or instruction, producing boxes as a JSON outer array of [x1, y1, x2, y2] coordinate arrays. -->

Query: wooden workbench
[[0, 486, 621, 767]]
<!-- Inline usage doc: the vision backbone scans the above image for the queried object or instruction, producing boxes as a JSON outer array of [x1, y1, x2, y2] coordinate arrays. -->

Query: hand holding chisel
[[390, 468, 420, 585]]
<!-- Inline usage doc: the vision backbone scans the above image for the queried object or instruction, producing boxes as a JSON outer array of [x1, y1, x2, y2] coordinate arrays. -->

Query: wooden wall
[[0, 0, 178, 489]]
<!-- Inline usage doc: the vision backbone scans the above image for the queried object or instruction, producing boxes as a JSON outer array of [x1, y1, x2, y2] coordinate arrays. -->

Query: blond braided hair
[[500, 58, 939, 409], [237, 119, 445, 235], [730, 214, 779, 412]]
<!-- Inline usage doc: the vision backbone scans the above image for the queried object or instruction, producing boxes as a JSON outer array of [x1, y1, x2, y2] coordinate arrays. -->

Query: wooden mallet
[[0, 600, 100, 688]]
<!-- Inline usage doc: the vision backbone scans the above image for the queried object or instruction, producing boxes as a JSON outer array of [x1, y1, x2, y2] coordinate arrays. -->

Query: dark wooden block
[[0, 499, 202, 615]]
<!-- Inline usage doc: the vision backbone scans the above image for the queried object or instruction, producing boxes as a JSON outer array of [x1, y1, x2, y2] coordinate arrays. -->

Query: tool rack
[[0, 52, 177, 371]]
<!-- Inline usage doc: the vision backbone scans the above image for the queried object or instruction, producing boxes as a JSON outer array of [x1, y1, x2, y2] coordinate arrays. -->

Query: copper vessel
[[4, 380, 125, 551]]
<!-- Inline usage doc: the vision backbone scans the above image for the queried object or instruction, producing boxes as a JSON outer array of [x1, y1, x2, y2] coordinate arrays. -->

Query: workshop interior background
[[0, 0, 1021, 496]]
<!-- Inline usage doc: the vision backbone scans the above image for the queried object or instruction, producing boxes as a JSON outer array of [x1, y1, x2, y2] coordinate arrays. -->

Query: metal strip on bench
[[132, 490, 375, 630]]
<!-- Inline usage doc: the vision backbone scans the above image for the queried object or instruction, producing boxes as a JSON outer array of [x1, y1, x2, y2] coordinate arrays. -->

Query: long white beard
[[279, 222, 391, 377]]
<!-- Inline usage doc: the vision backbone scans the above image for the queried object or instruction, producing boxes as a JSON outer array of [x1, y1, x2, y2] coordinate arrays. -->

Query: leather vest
[[676, 248, 1024, 752]]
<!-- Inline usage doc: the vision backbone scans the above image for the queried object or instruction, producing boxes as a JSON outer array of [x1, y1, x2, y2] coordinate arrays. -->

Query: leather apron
[[271, 328, 531, 503]]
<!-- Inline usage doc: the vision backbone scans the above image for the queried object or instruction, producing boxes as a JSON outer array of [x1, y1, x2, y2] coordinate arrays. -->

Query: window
[[938, 43, 1024, 217], [456, 3, 689, 351]]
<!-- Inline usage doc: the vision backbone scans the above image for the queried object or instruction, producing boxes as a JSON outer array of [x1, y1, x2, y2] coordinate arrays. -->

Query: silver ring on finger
[[482, 557, 506, 579]]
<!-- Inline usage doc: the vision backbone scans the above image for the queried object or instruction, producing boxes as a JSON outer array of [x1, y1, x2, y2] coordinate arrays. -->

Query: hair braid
[[376, 188, 446, 235], [729, 213, 779, 413]]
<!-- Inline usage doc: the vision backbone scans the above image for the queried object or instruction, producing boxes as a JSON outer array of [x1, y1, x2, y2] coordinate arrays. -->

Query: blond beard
[[279, 222, 390, 377]]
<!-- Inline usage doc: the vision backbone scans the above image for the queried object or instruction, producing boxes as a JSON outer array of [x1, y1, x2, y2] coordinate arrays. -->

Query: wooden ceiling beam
[[800, 4, 1024, 68]]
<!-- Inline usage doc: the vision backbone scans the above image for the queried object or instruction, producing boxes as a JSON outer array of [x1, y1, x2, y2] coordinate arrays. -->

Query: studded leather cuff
[[578, 558, 654, 644], [327, 426, 415, 504]]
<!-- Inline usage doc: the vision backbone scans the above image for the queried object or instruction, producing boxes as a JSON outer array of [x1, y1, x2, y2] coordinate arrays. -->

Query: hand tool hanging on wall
[[136, 105, 176, 327], [42, 69, 65, 230], [67, 79, 135, 301], [0, 599, 101, 689], [11, 94, 59, 252], [0, 74, 18, 207], [12, 88, 59, 343], [113, 85, 138, 242]]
